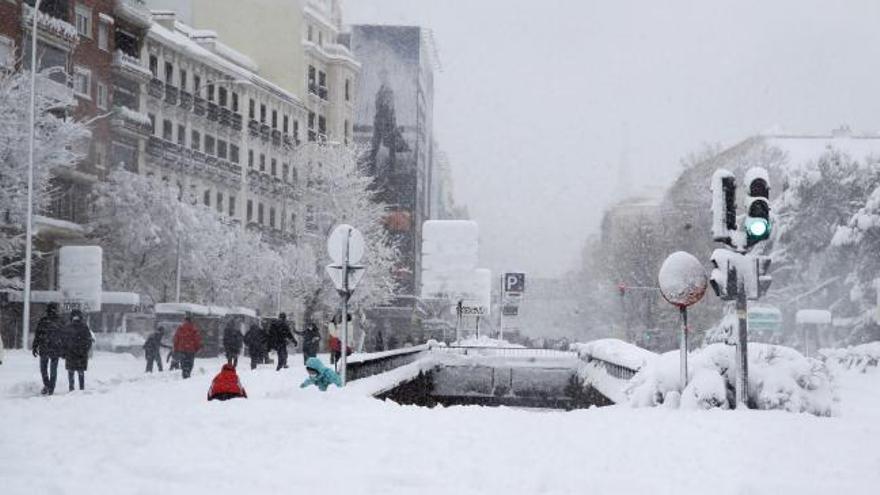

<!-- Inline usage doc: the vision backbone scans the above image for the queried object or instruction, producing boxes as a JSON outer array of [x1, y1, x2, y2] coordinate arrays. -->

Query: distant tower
[[616, 122, 632, 199]]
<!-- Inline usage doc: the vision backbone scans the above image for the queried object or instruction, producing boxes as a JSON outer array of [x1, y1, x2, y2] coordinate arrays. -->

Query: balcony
[[318, 86, 328, 100], [282, 133, 294, 148], [179, 91, 193, 110], [164, 85, 178, 106], [248, 120, 260, 137], [147, 136, 163, 158], [193, 96, 206, 116], [232, 113, 243, 131], [148, 78, 163, 99], [21, 4, 78, 45], [113, 0, 153, 30], [206, 102, 219, 122], [110, 106, 152, 138], [219, 108, 232, 127], [271, 129, 282, 146], [112, 50, 152, 82], [260, 123, 270, 141]]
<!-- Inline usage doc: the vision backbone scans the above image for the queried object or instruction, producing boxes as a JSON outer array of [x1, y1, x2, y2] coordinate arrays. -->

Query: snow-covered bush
[[0, 69, 90, 289], [627, 343, 837, 416], [820, 342, 880, 373]]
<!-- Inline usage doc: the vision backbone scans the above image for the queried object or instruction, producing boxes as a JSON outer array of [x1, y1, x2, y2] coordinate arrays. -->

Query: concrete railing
[[346, 345, 428, 381]]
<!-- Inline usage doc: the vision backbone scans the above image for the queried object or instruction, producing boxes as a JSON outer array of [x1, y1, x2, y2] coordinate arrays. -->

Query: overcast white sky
[[343, 0, 880, 278]]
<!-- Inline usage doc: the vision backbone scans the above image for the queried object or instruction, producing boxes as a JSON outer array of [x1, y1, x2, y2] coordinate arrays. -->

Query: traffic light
[[711, 169, 737, 244], [709, 249, 737, 301], [744, 167, 771, 247]]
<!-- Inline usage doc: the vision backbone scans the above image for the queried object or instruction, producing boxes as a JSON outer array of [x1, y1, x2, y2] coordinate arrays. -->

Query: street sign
[[503, 273, 526, 295], [459, 302, 488, 317], [59, 246, 103, 312], [327, 224, 365, 265], [658, 252, 708, 308], [748, 306, 782, 333], [502, 305, 519, 317], [325, 264, 366, 292]]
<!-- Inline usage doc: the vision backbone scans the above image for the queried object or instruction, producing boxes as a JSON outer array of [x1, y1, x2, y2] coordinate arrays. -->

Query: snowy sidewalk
[[1, 350, 879, 495]]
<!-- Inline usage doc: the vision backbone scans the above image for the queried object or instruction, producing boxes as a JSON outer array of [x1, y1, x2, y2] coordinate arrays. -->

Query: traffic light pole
[[735, 269, 749, 409]]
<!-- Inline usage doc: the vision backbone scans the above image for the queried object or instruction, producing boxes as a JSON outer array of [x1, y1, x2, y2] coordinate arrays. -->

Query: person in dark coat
[[222, 318, 244, 368], [243, 323, 267, 370], [32, 303, 65, 395], [63, 309, 93, 392], [268, 313, 296, 371], [207, 363, 248, 401], [143, 327, 170, 373], [300, 322, 321, 365], [173, 315, 202, 379]]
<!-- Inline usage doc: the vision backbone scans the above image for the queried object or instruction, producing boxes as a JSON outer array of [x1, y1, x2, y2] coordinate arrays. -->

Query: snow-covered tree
[[294, 143, 399, 321], [0, 69, 90, 289]]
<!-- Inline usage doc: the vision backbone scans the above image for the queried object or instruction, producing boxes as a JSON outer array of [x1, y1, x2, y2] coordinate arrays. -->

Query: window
[[177, 125, 186, 146], [207, 84, 215, 102], [179, 70, 187, 91], [269, 207, 276, 229], [271, 158, 277, 176], [97, 21, 109, 51], [193, 75, 201, 94], [229, 196, 236, 217], [260, 104, 266, 123], [217, 140, 228, 160], [318, 71, 326, 90], [344, 120, 349, 145], [308, 25, 313, 42], [216, 192, 223, 213], [294, 120, 300, 142], [318, 115, 327, 138], [164, 62, 173, 85], [148, 114, 156, 134], [246, 200, 253, 222], [203, 190, 211, 206], [272, 110, 278, 129], [230, 144, 240, 164], [205, 135, 216, 155], [345, 79, 350, 101], [259, 154, 266, 172], [73, 67, 91, 98], [290, 213, 297, 231], [149, 55, 158, 77], [162, 120, 173, 141], [75, 5, 92, 39], [318, 31, 323, 46], [249, 99, 255, 120], [219, 87, 228, 107], [248, 149, 254, 168], [96, 82, 108, 110], [0, 35, 14, 68], [191, 130, 201, 151], [291, 167, 298, 185], [232, 93, 239, 112], [258, 203, 264, 224], [283, 115, 289, 133], [282, 163, 290, 181], [308, 66, 316, 91]]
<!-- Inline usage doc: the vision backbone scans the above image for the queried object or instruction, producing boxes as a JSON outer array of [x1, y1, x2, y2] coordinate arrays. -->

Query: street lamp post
[[22, 0, 42, 348]]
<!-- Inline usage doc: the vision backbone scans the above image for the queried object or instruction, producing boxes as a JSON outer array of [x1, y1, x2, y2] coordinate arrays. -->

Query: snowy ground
[[1, 350, 879, 495]]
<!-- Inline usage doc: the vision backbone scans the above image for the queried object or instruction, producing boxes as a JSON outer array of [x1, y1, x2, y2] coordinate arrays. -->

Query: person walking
[[63, 309, 93, 392], [243, 323, 267, 370], [173, 315, 202, 379], [222, 318, 244, 368], [143, 327, 170, 373], [268, 313, 296, 371], [300, 357, 342, 391], [300, 321, 321, 365], [32, 303, 65, 395]]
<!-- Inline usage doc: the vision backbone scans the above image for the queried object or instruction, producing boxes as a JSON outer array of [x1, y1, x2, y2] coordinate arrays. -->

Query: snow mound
[[627, 343, 838, 416], [820, 342, 880, 372], [570, 339, 657, 371]]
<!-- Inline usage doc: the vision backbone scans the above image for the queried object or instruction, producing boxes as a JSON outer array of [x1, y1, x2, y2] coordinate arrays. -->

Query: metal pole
[[175, 236, 181, 303], [735, 273, 749, 409], [679, 306, 688, 389], [22, 0, 42, 350], [499, 275, 504, 341], [455, 300, 462, 343], [475, 316, 480, 339], [340, 229, 351, 386]]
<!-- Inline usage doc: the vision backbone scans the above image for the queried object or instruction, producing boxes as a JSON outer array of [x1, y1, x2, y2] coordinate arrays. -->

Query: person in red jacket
[[207, 363, 247, 401], [173, 315, 202, 379]]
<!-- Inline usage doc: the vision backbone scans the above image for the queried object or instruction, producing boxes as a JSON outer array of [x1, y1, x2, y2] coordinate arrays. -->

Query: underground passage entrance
[[374, 364, 615, 410]]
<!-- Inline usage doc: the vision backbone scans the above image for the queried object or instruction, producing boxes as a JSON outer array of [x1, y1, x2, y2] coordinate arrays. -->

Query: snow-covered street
[[1, 350, 878, 495]]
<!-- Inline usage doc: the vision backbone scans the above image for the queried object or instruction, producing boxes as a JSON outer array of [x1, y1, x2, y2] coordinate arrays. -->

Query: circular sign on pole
[[327, 224, 365, 265], [658, 251, 708, 308]]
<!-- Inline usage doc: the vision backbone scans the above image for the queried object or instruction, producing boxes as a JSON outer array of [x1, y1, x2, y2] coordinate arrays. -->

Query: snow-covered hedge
[[820, 342, 880, 372], [627, 343, 837, 416]]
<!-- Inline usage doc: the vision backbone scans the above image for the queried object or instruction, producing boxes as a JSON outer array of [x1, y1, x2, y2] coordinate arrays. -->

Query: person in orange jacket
[[173, 315, 202, 379], [207, 363, 247, 401]]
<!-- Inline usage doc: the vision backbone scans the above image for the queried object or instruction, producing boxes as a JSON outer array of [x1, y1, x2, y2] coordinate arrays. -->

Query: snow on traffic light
[[744, 167, 771, 247], [711, 169, 737, 245]]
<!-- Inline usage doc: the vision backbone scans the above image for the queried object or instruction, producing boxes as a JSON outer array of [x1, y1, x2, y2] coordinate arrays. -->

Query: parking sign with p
[[504, 273, 526, 295]]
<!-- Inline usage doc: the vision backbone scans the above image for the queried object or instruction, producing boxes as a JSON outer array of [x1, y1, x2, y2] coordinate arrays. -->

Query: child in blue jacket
[[300, 357, 342, 391]]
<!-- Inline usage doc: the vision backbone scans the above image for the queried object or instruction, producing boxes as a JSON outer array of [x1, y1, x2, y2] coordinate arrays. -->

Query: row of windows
[[307, 65, 351, 102], [72, 65, 109, 109], [150, 115, 242, 164], [74, 4, 112, 52]]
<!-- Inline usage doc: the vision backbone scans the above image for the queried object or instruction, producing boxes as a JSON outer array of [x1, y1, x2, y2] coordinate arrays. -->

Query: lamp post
[[22, 0, 42, 348]]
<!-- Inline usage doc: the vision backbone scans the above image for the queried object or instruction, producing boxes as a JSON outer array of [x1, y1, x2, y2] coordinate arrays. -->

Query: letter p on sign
[[504, 273, 525, 295]]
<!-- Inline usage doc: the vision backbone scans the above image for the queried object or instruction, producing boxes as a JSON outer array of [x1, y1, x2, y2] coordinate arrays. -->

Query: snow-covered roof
[[101, 292, 141, 306], [154, 302, 210, 316], [763, 134, 880, 169]]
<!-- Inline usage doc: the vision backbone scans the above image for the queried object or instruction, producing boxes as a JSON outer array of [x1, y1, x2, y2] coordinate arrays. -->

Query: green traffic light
[[746, 217, 770, 239]]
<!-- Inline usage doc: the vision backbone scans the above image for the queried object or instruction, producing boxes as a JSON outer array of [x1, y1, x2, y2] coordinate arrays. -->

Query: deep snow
[[1, 350, 879, 495]]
